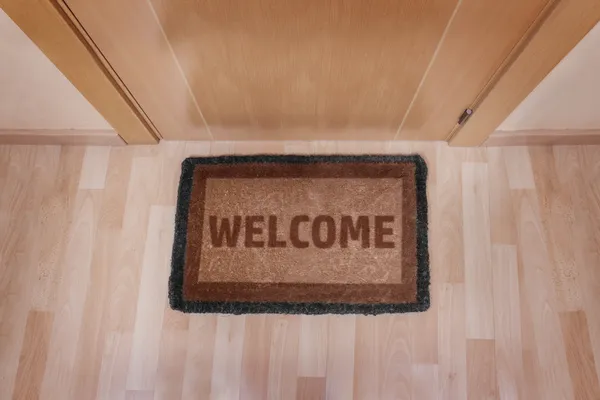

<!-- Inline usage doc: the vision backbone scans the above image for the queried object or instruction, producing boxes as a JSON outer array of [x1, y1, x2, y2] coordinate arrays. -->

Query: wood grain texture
[[531, 147, 583, 312], [353, 315, 411, 399], [181, 315, 217, 399], [154, 329, 187, 400], [126, 205, 174, 390], [8, 0, 592, 144], [125, 390, 154, 400], [0, 147, 47, 400], [296, 377, 326, 400], [210, 315, 246, 399], [151, 0, 457, 138], [432, 146, 464, 283], [267, 316, 300, 400], [40, 190, 103, 399], [95, 332, 133, 400], [325, 316, 356, 400], [56, 0, 570, 143], [462, 162, 494, 339], [560, 311, 600, 400], [486, 129, 600, 146], [491, 245, 524, 400], [487, 148, 517, 244], [0, 0, 157, 144], [79, 146, 111, 189], [502, 147, 536, 190], [12, 311, 54, 400], [561, 146, 600, 387], [438, 283, 467, 399], [0, 129, 124, 146], [63, 0, 212, 141], [297, 315, 328, 378], [240, 315, 274, 400], [466, 339, 498, 399], [451, 0, 600, 146], [206, 128, 400, 142], [410, 283, 438, 365], [511, 188, 574, 399], [411, 364, 438, 400], [397, 0, 548, 141], [1, 141, 599, 400]]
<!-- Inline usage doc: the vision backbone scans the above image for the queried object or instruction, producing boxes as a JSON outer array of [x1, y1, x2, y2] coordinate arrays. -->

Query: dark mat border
[[169, 154, 429, 315]]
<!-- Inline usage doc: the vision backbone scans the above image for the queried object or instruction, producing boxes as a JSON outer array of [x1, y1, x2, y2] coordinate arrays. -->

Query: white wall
[[0, 9, 112, 130], [498, 21, 600, 131]]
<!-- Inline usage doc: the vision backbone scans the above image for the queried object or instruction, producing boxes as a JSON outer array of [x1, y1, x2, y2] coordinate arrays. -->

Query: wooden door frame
[[3, 0, 599, 146], [449, 0, 600, 146], [0, 0, 159, 144]]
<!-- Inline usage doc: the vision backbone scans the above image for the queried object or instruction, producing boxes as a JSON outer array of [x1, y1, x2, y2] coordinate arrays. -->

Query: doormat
[[169, 155, 429, 315]]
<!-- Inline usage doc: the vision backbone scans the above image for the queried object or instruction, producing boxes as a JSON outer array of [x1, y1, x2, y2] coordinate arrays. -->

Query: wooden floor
[[1, 141, 599, 400]]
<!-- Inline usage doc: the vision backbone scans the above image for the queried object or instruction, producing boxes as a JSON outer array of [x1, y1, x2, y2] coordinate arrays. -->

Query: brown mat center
[[181, 161, 419, 305]]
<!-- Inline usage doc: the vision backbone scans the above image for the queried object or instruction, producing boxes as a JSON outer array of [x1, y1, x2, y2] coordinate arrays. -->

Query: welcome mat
[[169, 155, 429, 315]]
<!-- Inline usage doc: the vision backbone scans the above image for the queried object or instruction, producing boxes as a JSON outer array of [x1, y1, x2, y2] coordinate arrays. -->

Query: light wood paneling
[[396, 0, 548, 140], [206, 128, 404, 142], [0, 0, 157, 144], [5, 0, 592, 144], [486, 129, 600, 146], [51, 0, 588, 144], [1, 141, 600, 399], [451, 0, 600, 146], [150, 0, 457, 139], [63, 0, 212, 141]]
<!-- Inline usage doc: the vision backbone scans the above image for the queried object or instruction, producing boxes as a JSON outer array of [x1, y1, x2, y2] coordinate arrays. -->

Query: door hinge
[[458, 108, 473, 125]]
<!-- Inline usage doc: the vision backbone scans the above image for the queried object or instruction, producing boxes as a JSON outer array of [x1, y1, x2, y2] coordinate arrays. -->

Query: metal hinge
[[458, 108, 473, 125]]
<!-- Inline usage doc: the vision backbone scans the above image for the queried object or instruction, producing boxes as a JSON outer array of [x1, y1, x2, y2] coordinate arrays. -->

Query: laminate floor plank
[[0, 141, 596, 400]]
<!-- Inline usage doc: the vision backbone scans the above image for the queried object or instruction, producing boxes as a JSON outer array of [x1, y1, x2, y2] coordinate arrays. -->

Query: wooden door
[[61, 0, 552, 141]]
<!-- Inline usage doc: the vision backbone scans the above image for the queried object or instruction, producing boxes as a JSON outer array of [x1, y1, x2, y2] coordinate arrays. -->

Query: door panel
[[64, 0, 212, 140], [397, 0, 550, 141], [149, 0, 457, 139], [63, 0, 550, 141]]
